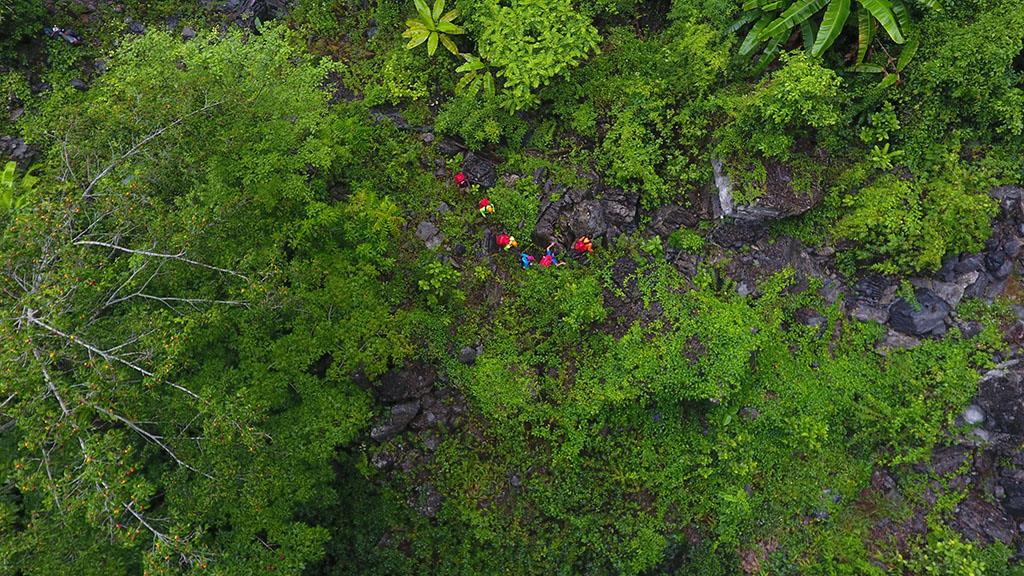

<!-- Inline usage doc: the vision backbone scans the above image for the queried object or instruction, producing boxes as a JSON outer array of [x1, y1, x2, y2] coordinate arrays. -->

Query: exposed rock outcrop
[[712, 159, 824, 224], [532, 169, 639, 246]]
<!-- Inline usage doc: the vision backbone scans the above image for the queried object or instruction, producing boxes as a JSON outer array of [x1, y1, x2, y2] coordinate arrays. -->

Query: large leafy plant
[[0, 160, 36, 214], [737, 0, 938, 69], [403, 0, 464, 56]]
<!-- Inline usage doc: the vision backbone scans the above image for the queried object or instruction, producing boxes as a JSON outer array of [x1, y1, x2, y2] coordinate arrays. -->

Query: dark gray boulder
[[370, 401, 421, 442], [848, 275, 897, 324], [532, 173, 639, 246], [416, 221, 443, 250], [952, 496, 1018, 545], [462, 151, 497, 188], [976, 360, 1024, 436], [458, 345, 481, 365], [376, 364, 436, 404], [888, 289, 951, 336], [0, 136, 37, 166]]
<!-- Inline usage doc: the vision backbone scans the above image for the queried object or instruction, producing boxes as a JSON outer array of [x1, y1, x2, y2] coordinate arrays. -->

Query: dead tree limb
[[74, 240, 248, 281]]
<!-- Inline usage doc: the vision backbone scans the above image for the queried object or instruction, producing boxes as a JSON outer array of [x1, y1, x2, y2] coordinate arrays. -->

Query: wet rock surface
[[0, 136, 36, 165], [461, 151, 497, 188], [888, 289, 951, 337], [601, 256, 664, 338], [719, 236, 825, 297], [415, 221, 443, 250], [214, 0, 290, 27], [532, 169, 639, 246], [368, 363, 468, 517], [712, 159, 824, 224], [976, 360, 1024, 436], [858, 355, 1024, 559]]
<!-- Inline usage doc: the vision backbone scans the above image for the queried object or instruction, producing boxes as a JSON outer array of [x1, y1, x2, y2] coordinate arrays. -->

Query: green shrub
[[598, 110, 667, 201], [434, 90, 528, 149], [668, 227, 705, 252], [718, 51, 843, 161], [0, 0, 45, 58], [487, 179, 541, 241], [419, 260, 464, 306], [836, 161, 997, 274], [558, 22, 729, 207], [899, 0, 1024, 168], [670, 0, 741, 29], [715, 51, 843, 202], [403, 0, 465, 57], [363, 47, 432, 105], [899, 528, 1018, 576], [292, 0, 345, 35], [476, 0, 600, 110]]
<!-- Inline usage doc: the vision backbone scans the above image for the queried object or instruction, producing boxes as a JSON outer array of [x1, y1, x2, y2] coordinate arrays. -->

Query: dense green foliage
[[836, 161, 998, 274], [475, 0, 600, 110], [2, 26, 417, 573], [737, 0, 936, 69], [1, 0, 1023, 574]]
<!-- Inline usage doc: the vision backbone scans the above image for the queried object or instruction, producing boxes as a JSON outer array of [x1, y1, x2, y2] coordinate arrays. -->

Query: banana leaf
[[861, 0, 904, 43], [811, 0, 850, 56], [761, 0, 830, 41], [740, 13, 775, 56], [856, 5, 874, 64]]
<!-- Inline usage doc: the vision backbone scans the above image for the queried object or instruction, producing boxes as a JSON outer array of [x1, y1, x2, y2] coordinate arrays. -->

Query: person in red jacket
[[496, 233, 518, 251], [454, 172, 467, 188], [478, 197, 494, 217], [540, 242, 566, 267], [573, 236, 594, 254]]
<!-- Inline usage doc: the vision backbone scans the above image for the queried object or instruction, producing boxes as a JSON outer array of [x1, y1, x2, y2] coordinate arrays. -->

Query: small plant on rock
[[419, 260, 463, 306]]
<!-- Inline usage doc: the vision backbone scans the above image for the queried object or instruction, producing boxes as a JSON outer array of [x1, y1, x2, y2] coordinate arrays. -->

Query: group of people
[[457, 171, 595, 270], [480, 200, 593, 269]]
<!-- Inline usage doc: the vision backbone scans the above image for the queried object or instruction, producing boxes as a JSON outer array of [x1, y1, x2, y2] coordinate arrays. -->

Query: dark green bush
[[716, 51, 843, 163], [898, 0, 1024, 168], [549, 21, 729, 207], [0, 0, 45, 63]]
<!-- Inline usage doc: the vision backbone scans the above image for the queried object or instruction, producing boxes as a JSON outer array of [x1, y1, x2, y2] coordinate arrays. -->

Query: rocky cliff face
[[372, 126, 1024, 558]]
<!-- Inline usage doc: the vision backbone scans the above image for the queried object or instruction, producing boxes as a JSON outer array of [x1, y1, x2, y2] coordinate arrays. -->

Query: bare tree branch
[[32, 348, 71, 417], [91, 404, 211, 479], [25, 311, 200, 400], [41, 448, 64, 514], [74, 240, 248, 281], [135, 294, 248, 309], [82, 100, 225, 199]]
